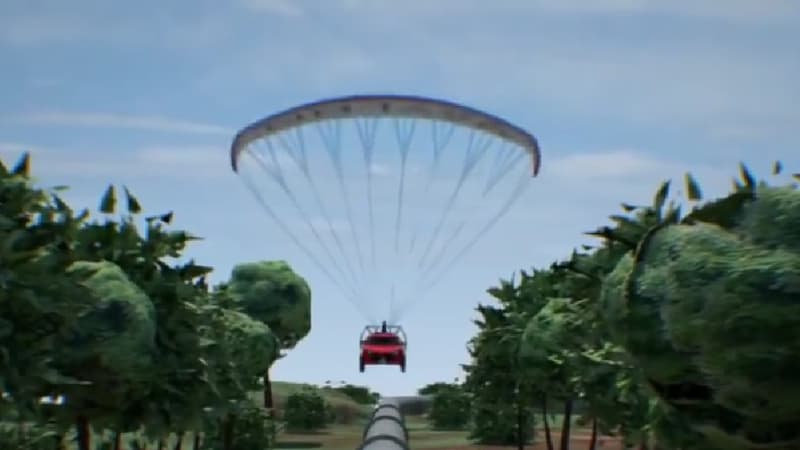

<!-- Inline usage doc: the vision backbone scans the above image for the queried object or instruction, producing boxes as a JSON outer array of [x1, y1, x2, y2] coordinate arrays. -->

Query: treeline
[[0, 153, 312, 450], [431, 163, 800, 450]]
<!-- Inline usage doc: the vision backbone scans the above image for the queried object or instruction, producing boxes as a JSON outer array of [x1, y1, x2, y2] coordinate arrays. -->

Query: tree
[[466, 163, 800, 450], [53, 260, 157, 450], [601, 166, 800, 449], [217, 260, 312, 415], [417, 382, 453, 397], [283, 387, 329, 431], [0, 153, 89, 414], [426, 382, 471, 431], [1, 153, 307, 450], [463, 301, 536, 447]]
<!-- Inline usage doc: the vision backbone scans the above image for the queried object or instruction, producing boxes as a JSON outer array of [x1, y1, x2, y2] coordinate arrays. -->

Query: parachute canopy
[[231, 94, 541, 322]]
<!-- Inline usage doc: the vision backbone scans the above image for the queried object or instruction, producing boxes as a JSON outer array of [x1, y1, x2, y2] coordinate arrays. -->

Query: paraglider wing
[[230, 95, 540, 175], [230, 94, 541, 323]]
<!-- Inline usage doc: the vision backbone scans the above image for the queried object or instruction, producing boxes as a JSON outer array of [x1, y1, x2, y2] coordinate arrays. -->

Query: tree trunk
[[264, 369, 274, 411], [192, 433, 201, 450], [173, 431, 184, 450], [516, 396, 525, 450], [559, 398, 573, 450], [113, 431, 122, 450], [54, 431, 67, 450], [222, 413, 236, 450], [75, 415, 91, 450], [542, 396, 554, 450], [157, 439, 165, 450], [587, 418, 597, 450]]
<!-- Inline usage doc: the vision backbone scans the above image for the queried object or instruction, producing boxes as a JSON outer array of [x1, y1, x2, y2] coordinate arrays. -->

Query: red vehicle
[[359, 322, 407, 373]]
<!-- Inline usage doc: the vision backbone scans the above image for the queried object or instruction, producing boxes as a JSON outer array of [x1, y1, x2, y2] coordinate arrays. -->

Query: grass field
[[275, 391, 624, 450], [18, 381, 622, 449], [277, 413, 623, 450], [277, 414, 471, 450]]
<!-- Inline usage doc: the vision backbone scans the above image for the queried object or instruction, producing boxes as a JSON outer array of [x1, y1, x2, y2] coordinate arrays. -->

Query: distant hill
[[264, 381, 375, 424]]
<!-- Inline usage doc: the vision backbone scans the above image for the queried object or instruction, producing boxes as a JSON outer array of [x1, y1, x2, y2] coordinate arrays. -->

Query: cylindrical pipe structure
[[358, 398, 409, 450]]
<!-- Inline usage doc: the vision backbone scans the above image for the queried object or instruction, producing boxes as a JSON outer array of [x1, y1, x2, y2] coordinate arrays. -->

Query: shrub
[[283, 387, 330, 431], [201, 404, 276, 450], [427, 384, 471, 430], [326, 401, 363, 425]]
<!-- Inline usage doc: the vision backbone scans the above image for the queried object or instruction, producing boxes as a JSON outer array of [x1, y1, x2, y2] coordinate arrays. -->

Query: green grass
[[276, 414, 470, 450], [7, 382, 605, 450]]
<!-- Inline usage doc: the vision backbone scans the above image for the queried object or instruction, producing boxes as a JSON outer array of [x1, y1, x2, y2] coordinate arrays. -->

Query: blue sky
[[1, 0, 798, 396]]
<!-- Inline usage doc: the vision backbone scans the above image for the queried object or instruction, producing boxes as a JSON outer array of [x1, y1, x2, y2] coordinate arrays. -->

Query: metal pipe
[[357, 398, 409, 450]]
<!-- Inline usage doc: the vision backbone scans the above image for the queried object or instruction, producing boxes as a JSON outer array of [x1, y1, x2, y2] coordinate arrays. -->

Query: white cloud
[[0, 14, 87, 45], [425, 37, 797, 129], [337, 0, 800, 23], [0, 142, 232, 179], [540, 0, 800, 22], [548, 150, 686, 180], [0, 2, 234, 49], [135, 146, 225, 167], [0, 142, 43, 154], [239, 0, 304, 16], [368, 163, 390, 176], [7, 112, 232, 135]]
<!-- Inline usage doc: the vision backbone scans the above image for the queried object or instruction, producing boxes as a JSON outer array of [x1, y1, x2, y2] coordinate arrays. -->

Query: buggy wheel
[[400, 358, 406, 373], [359, 357, 365, 373]]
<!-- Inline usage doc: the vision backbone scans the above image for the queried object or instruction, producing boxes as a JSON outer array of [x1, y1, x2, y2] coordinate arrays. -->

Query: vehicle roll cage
[[359, 324, 407, 348]]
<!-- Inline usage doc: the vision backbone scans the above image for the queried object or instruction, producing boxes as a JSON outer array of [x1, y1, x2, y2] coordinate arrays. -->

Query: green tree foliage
[[465, 162, 798, 450], [464, 300, 536, 446], [215, 259, 312, 429], [283, 387, 330, 431], [601, 168, 800, 449], [417, 382, 453, 397], [223, 260, 312, 350], [329, 384, 379, 405], [0, 153, 310, 450], [0, 153, 89, 412], [426, 382, 471, 430], [200, 403, 276, 450]]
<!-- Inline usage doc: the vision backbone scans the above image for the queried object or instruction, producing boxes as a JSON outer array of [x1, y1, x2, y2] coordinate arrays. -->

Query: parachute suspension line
[[274, 128, 365, 300], [313, 121, 368, 279], [392, 118, 417, 253], [237, 156, 374, 322], [422, 158, 528, 286], [417, 131, 495, 270], [275, 127, 310, 173], [484, 143, 525, 197], [389, 283, 397, 324], [421, 148, 517, 277], [414, 149, 527, 299], [271, 132, 364, 298], [415, 134, 496, 276], [415, 147, 529, 294], [418, 171, 531, 294], [248, 140, 362, 301], [408, 120, 456, 254], [355, 118, 380, 267]]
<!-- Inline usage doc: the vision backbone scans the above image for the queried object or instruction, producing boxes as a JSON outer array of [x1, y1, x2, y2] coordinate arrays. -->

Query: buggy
[[359, 322, 407, 373]]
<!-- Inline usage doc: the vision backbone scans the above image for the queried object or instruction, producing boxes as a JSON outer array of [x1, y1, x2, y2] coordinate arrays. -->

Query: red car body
[[359, 325, 407, 372]]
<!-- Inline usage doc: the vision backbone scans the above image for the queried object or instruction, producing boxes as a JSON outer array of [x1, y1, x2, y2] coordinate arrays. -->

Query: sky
[[1, 0, 798, 396]]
